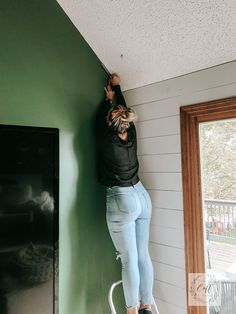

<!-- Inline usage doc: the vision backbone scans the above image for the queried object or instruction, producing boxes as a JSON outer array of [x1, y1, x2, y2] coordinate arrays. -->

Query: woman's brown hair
[[107, 105, 137, 134]]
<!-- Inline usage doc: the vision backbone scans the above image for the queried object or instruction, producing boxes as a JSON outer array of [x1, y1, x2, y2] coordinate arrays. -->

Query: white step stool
[[108, 280, 160, 314]]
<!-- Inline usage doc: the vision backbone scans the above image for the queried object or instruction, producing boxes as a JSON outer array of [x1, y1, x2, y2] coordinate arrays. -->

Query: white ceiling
[[57, 0, 236, 91]]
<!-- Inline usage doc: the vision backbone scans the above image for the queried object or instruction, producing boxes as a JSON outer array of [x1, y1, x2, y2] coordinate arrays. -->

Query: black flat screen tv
[[0, 124, 59, 314]]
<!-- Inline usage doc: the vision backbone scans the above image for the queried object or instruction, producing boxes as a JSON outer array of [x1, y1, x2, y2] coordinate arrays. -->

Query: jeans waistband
[[107, 181, 143, 194]]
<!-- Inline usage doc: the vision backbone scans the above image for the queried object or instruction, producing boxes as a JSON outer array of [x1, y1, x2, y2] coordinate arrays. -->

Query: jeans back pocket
[[114, 193, 138, 214]]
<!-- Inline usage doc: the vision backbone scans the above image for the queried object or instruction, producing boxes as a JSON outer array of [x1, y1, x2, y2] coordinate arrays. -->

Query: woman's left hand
[[104, 85, 115, 101]]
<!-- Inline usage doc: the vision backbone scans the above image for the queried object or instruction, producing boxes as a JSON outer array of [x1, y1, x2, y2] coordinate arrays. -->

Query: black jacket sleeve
[[96, 99, 114, 136], [96, 85, 126, 137], [112, 85, 127, 108]]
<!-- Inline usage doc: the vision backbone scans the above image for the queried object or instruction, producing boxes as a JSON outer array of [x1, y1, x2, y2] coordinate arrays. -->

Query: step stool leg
[[152, 296, 160, 314], [108, 280, 123, 314]]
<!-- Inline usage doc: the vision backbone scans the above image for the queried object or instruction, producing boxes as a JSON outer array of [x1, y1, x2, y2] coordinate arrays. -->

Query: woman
[[97, 74, 154, 314]]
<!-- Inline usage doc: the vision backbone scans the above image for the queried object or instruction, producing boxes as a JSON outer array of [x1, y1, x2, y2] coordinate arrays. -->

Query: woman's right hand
[[109, 73, 121, 86]]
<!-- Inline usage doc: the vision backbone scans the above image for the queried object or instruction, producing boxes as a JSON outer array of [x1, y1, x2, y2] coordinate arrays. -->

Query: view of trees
[[200, 119, 236, 201]]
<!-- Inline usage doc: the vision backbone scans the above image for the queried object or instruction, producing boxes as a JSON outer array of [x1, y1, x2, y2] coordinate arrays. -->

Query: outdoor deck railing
[[204, 199, 236, 243]]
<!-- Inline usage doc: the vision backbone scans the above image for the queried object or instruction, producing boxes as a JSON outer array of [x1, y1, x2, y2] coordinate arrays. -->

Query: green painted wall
[[0, 1, 123, 313]]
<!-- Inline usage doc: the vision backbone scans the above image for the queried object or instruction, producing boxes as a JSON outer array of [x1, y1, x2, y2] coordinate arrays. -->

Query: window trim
[[180, 96, 236, 314]]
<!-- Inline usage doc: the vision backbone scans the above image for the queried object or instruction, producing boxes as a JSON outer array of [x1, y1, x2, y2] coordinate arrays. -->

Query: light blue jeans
[[106, 181, 154, 309]]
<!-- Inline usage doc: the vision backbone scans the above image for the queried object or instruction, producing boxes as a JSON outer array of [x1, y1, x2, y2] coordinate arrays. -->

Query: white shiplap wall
[[124, 61, 236, 314]]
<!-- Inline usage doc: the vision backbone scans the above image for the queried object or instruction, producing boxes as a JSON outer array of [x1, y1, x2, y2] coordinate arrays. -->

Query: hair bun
[[107, 105, 137, 133]]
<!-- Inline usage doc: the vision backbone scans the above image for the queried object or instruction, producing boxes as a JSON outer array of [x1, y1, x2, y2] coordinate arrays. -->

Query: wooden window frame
[[180, 96, 236, 314]]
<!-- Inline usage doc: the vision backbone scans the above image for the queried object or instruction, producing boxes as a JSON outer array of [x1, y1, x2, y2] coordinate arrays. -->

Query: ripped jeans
[[106, 181, 154, 309]]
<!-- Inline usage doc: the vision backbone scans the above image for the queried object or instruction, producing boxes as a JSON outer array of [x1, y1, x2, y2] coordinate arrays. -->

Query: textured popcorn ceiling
[[57, 0, 236, 90]]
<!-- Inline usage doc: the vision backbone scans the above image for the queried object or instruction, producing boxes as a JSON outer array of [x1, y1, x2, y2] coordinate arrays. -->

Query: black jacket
[[97, 85, 139, 187]]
